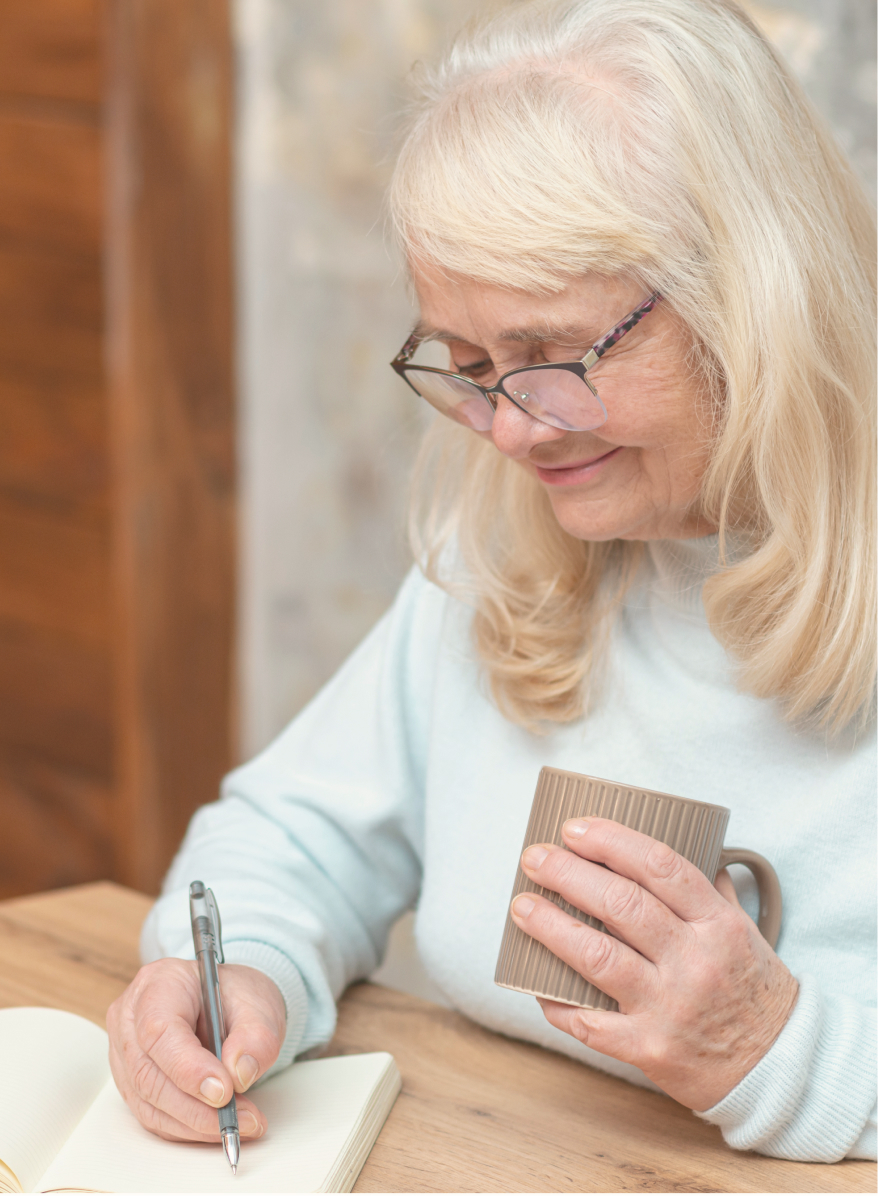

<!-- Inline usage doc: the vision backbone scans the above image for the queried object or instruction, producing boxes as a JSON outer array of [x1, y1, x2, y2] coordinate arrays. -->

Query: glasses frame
[[391, 291, 663, 432]]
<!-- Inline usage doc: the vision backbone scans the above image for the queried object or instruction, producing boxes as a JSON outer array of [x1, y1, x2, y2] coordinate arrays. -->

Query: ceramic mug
[[495, 766, 782, 1010]]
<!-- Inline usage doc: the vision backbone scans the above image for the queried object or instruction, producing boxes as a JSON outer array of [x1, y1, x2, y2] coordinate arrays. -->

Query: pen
[[189, 880, 240, 1175]]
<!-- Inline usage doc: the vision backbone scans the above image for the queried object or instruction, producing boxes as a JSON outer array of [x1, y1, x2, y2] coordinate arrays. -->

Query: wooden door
[[0, 0, 236, 898]]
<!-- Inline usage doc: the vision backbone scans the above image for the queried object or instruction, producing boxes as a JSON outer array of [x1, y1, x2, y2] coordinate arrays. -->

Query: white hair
[[392, 0, 876, 734]]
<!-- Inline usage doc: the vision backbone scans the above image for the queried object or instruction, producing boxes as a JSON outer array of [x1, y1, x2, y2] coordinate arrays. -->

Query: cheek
[[601, 360, 710, 456]]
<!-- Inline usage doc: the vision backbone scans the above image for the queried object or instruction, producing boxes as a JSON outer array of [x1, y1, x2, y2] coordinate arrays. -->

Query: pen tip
[[232, 1165, 237, 1176]]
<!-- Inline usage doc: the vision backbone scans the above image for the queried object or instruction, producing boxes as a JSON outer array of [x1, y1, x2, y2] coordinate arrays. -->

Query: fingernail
[[522, 844, 549, 870], [239, 1110, 261, 1136], [564, 819, 591, 839], [513, 894, 536, 917], [236, 1054, 259, 1090], [199, 1076, 225, 1105]]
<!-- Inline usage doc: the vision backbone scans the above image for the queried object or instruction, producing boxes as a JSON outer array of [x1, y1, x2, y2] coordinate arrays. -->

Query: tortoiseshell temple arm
[[581, 292, 663, 370], [393, 331, 423, 368], [392, 291, 664, 373]]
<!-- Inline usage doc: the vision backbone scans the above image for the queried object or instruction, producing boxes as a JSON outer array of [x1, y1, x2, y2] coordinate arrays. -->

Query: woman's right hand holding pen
[[106, 960, 286, 1141]]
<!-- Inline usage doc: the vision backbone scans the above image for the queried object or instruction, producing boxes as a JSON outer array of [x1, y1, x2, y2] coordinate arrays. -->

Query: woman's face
[[412, 266, 717, 542]]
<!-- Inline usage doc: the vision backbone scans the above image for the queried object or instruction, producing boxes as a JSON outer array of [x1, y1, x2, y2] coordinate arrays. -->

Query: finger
[[112, 1035, 267, 1139], [122, 1085, 266, 1144], [537, 998, 643, 1068], [136, 999, 236, 1108], [520, 842, 680, 960], [219, 975, 285, 1093], [560, 818, 727, 926], [510, 891, 657, 1007], [120, 1084, 226, 1143]]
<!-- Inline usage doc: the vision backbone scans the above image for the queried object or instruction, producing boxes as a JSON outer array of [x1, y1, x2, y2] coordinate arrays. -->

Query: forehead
[[411, 264, 643, 345]]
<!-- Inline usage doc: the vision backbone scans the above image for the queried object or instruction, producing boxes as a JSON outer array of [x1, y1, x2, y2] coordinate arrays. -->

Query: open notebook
[[0, 1007, 400, 1194]]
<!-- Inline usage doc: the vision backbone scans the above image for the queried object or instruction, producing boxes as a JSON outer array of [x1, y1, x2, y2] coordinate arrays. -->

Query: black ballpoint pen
[[189, 881, 241, 1175]]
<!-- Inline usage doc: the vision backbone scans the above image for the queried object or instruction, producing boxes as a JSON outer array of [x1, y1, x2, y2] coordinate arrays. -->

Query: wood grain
[[0, 112, 101, 250], [106, 0, 237, 893], [0, 752, 112, 899], [0, 240, 102, 381], [0, 883, 146, 1016], [0, 376, 108, 513], [0, 0, 103, 107], [0, 502, 111, 643], [0, 883, 873, 1194], [0, 622, 112, 775], [330, 985, 876, 1194]]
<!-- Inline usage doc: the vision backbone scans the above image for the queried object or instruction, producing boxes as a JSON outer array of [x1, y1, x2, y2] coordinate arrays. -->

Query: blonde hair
[[391, 0, 876, 734]]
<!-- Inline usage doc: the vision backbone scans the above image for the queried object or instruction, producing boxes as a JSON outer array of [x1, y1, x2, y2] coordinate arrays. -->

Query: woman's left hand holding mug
[[509, 817, 799, 1111]]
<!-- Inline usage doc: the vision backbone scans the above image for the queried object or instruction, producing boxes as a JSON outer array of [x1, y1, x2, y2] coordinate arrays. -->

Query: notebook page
[[0, 1009, 110, 1194], [37, 1053, 398, 1194]]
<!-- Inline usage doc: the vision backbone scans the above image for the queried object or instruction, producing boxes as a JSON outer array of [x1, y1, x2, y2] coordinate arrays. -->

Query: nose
[[489, 393, 566, 459]]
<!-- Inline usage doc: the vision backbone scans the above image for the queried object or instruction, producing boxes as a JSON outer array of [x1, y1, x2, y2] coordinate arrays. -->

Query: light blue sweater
[[143, 537, 876, 1162]]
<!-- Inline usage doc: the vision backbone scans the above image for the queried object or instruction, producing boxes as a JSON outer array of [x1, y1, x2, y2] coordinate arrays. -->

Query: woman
[[107, 0, 876, 1163]]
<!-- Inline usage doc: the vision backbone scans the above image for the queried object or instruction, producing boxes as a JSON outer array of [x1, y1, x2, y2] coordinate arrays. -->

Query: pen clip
[[205, 887, 225, 964]]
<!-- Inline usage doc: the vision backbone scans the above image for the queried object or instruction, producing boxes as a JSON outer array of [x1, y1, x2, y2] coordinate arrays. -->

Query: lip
[[534, 446, 623, 486]]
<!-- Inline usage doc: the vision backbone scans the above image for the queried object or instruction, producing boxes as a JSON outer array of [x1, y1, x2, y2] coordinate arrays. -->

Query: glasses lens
[[503, 368, 607, 432], [404, 369, 494, 432]]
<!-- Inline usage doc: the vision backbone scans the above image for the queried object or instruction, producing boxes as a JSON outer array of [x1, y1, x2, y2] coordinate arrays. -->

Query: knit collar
[[643, 534, 723, 615]]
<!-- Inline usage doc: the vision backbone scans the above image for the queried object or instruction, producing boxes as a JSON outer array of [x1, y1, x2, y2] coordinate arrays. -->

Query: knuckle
[[639, 1034, 669, 1072], [644, 841, 684, 882], [722, 912, 755, 957], [701, 902, 747, 949], [247, 1021, 281, 1061], [577, 928, 616, 977], [106, 998, 122, 1037], [541, 848, 578, 890], [137, 1014, 170, 1054], [603, 879, 644, 924], [131, 1054, 169, 1106], [571, 1012, 593, 1045]]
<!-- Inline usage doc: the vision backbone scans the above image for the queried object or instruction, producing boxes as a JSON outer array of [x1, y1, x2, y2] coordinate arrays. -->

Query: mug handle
[[718, 848, 783, 949]]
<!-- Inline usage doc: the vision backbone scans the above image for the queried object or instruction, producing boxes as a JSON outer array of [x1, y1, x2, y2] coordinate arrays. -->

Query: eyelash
[[452, 357, 493, 379]]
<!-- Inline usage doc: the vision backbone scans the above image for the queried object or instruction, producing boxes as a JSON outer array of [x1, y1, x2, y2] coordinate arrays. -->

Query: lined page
[[38, 1053, 398, 1194], [0, 1008, 110, 1193]]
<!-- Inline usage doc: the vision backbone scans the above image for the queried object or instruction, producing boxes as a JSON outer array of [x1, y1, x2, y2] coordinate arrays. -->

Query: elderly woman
[[107, 0, 876, 1164]]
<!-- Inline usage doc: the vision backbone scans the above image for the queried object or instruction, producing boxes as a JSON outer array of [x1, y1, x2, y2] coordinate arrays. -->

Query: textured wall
[[234, 0, 876, 759], [234, 0, 505, 757]]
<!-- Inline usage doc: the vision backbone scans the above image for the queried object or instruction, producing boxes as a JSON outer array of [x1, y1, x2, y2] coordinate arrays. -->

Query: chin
[[547, 501, 629, 543], [547, 490, 631, 542]]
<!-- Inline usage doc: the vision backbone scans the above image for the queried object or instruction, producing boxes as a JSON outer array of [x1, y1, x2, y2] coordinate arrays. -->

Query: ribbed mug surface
[[494, 768, 730, 1010]]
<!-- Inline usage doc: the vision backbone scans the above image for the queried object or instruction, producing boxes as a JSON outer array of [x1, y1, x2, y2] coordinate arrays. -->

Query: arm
[[141, 566, 444, 1070], [107, 568, 446, 1140]]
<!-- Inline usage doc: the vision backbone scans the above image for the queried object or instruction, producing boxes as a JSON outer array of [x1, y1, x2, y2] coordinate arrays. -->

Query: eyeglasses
[[391, 292, 662, 433]]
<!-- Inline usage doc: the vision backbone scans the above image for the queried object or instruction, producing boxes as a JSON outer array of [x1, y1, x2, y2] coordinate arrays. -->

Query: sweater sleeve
[[696, 972, 877, 1161], [140, 567, 444, 1075]]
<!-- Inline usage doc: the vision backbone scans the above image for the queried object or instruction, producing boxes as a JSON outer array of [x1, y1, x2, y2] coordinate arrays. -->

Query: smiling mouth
[[533, 446, 623, 485]]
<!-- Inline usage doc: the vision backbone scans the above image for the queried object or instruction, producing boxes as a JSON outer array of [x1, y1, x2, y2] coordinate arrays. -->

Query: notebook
[[0, 1007, 400, 1194]]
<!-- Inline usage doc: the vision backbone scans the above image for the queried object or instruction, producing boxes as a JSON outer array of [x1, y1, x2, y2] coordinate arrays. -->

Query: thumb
[[218, 965, 286, 1093]]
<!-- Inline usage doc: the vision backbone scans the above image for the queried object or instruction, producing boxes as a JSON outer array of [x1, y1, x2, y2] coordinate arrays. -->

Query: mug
[[495, 767, 783, 1010]]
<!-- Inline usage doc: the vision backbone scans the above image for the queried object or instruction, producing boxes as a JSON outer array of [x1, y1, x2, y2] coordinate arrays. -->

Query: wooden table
[[0, 884, 873, 1193]]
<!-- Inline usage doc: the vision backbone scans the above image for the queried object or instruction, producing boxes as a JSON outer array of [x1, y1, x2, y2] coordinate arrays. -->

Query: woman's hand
[[107, 960, 286, 1141], [510, 818, 798, 1111]]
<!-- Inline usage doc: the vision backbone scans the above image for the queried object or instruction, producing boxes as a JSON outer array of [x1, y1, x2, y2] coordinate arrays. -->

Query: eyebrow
[[413, 321, 601, 346]]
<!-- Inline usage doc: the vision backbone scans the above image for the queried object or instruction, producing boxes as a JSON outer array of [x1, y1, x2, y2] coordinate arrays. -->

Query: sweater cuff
[[696, 973, 877, 1161], [221, 940, 310, 1079]]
